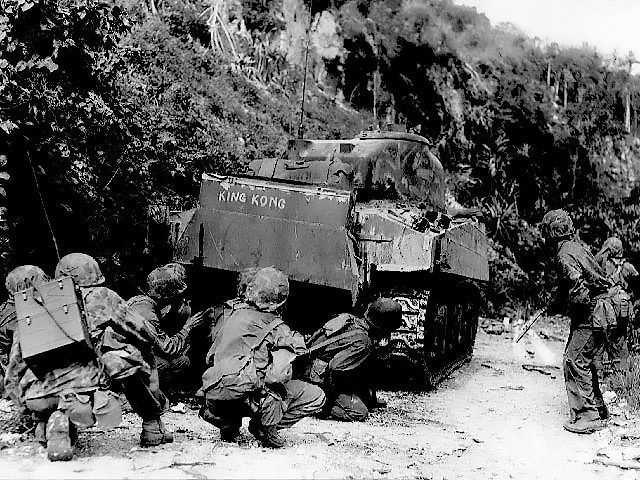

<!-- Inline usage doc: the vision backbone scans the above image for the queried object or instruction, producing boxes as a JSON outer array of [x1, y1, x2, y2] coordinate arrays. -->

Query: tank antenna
[[297, 0, 314, 139]]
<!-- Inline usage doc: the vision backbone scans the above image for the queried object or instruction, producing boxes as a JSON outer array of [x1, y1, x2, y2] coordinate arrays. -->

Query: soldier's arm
[[558, 253, 591, 306], [129, 301, 190, 358]]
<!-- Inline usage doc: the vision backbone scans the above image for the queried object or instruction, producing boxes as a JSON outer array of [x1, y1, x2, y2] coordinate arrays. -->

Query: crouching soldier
[[5, 254, 176, 461], [4, 263, 112, 461], [0, 267, 27, 393], [200, 267, 325, 448], [303, 298, 403, 421], [54, 253, 175, 448], [541, 210, 611, 434], [128, 264, 208, 393]]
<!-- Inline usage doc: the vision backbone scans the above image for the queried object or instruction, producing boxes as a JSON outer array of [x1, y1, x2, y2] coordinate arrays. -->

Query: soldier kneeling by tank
[[5, 254, 174, 461], [128, 263, 209, 395], [199, 267, 325, 448], [301, 298, 403, 422]]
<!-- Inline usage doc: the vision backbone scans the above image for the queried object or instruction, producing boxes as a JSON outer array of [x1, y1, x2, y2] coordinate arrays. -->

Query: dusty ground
[[0, 322, 637, 479]]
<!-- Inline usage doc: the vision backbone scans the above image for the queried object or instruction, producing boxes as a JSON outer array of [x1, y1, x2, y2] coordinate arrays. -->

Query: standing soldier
[[54, 253, 174, 447], [200, 267, 325, 448], [128, 264, 208, 393], [541, 210, 610, 434], [595, 237, 639, 379], [303, 298, 403, 421]]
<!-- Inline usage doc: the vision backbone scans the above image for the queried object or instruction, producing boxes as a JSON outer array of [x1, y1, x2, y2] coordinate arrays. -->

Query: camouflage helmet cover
[[237, 267, 260, 298], [5, 265, 49, 295], [55, 253, 105, 287], [164, 262, 187, 284], [147, 265, 188, 299], [365, 298, 403, 333], [540, 209, 575, 240], [245, 267, 289, 312], [603, 237, 624, 258]]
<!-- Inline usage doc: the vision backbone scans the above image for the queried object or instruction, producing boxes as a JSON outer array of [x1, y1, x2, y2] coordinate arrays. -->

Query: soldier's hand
[[187, 308, 213, 330]]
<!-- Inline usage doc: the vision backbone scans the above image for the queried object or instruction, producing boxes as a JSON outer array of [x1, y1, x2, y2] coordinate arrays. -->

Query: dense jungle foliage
[[2, 0, 640, 314]]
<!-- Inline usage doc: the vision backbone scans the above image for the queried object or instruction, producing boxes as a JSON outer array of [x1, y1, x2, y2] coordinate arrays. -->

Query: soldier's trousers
[[564, 327, 605, 421], [118, 367, 168, 421], [156, 354, 191, 390], [205, 379, 325, 430]]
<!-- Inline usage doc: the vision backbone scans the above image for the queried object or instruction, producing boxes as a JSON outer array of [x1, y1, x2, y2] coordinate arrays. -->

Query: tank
[[169, 130, 489, 387]]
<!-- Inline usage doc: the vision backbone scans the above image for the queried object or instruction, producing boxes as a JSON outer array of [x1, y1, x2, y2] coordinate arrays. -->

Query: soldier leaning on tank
[[541, 210, 613, 434], [128, 264, 208, 394], [301, 298, 403, 422], [5, 254, 175, 461], [199, 267, 325, 448]]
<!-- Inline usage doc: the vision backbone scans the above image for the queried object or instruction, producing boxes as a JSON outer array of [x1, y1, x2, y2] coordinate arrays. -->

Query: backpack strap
[[250, 317, 283, 353], [304, 330, 358, 357]]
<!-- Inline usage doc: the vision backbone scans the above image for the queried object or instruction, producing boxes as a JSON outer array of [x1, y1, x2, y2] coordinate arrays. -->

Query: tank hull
[[169, 132, 489, 387]]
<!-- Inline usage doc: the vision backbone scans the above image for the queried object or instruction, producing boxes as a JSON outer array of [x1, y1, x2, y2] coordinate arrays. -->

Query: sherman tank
[[169, 130, 488, 387]]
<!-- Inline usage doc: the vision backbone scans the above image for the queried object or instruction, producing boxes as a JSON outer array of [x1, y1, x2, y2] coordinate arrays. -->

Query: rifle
[[515, 309, 547, 343]]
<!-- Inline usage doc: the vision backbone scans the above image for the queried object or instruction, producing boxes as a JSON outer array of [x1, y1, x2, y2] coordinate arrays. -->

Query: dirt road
[[0, 327, 631, 479]]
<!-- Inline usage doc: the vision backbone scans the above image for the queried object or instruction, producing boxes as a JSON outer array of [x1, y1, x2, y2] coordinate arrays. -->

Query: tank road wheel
[[422, 280, 480, 387]]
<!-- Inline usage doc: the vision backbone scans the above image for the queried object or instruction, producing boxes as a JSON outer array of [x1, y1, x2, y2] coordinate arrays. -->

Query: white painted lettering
[[251, 194, 259, 206], [238, 192, 246, 203], [260, 196, 268, 207], [278, 199, 286, 210], [218, 191, 226, 202]]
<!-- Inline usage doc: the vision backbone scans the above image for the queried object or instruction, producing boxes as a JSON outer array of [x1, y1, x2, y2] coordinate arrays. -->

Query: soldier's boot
[[563, 412, 606, 434], [140, 418, 174, 447], [197, 407, 239, 442], [46, 411, 74, 461], [248, 419, 285, 449]]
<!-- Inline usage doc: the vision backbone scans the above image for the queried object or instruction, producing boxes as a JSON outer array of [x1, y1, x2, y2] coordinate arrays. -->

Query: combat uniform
[[0, 300, 16, 360], [128, 294, 192, 388], [304, 298, 403, 422], [595, 237, 639, 382], [200, 267, 325, 448], [305, 313, 375, 421], [543, 210, 610, 433]]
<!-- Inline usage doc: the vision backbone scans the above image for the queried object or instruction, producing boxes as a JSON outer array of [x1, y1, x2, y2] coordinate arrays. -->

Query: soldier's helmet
[[147, 265, 187, 300], [237, 267, 260, 298], [245, 267, 289, 312], [603, 237, 624, 258], [55, 253, 105, 287], [164, 262, 187, 284], [5, 265, 49, 295], [540, 209, 575, 240], [365, 298, 404, 335]]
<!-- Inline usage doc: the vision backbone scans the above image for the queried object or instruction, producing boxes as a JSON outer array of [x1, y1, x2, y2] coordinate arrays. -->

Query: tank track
[[378, 279, 480, 389]]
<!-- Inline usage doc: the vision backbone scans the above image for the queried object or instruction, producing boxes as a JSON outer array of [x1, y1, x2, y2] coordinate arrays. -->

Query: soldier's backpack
[[15, 276, 94, 375], [201, 309, 284, 401], [303, 313, 359, 385]]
